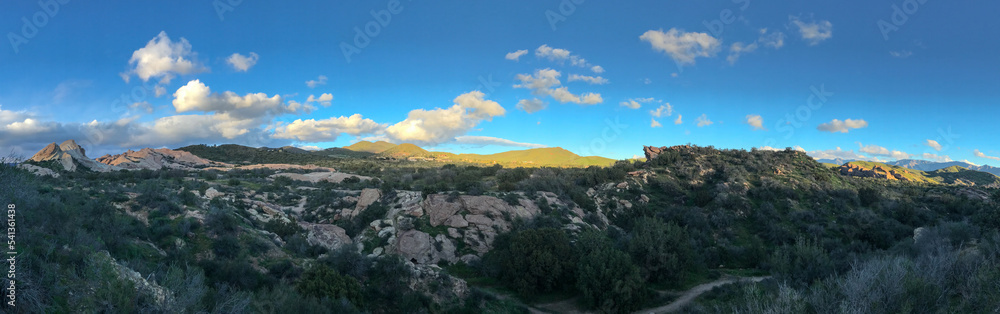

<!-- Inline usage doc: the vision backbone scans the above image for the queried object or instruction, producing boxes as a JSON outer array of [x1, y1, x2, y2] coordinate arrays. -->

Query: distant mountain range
[[836, 161, 1000, 188], [817, 158, 1000, 177]]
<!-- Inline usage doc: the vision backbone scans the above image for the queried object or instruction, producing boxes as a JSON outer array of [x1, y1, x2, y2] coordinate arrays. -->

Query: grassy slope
[[344, 141, 398, 153]]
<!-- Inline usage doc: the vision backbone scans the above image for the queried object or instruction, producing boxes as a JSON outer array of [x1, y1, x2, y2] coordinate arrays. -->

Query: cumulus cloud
[[859, 144, 911, 159], [696, 114, 713, 127], [621, 98, 658, 110], [925, 139, 942, 151], [568, 74, 609, 85], [384, 91, 506, 146], [649, 103, 672, 117], [271, 114, 384, 142], [123, 31, 207, 84], [650, 118, 662, 128], [505, 49, 528, 61], [745, 114, 765, 130], [172, 80, 299, 119], [307, 93, 334, 107], [227, 52, 259, 72], [790, 16, 833, 46], [534, 45, 603, 73], [974, 149, 1000, 161], [806, 147, 868, 161], [640, 28, 721, 65], [454, 136, 546, 148], [306, 75, 328, 88], [517, 99, 547, 114], [514, 69, 603, 105], [674, 114, 683, 125], [817, 119, 868, 133]]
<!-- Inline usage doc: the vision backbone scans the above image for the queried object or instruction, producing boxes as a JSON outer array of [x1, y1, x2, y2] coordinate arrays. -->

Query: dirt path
[[633, 276, 770, 314]]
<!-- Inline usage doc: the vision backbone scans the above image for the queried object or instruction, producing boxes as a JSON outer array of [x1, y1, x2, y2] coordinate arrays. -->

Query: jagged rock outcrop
[[96, 148, 219, 170], [839, 163, 910, 181], [29, 140, 117, 172]]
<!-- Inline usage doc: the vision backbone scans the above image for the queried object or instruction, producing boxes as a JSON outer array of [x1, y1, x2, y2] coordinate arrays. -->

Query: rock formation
[[839, 163, 910, 181], [29, 140, 117, 172], [96, 148, 219, 170]]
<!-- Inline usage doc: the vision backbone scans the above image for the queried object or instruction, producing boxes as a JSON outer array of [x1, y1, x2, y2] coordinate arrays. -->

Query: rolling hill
[[344, 141, 398, 154]]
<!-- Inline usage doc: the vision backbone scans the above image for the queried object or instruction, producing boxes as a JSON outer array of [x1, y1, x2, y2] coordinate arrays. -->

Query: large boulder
[[395, 230, 457, 264], [299, 223, 353, 250]]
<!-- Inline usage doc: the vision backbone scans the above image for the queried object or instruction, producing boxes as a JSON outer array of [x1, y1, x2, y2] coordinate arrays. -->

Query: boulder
[[444, 215, 469, 228], [299, 223, 353, 250], [395, 230, 457, 264]]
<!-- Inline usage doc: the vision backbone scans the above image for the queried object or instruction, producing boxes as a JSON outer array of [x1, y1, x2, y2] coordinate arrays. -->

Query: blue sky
[[1, 0, 998, 166]]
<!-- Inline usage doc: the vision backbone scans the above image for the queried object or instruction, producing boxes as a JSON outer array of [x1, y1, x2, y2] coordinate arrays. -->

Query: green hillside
[[344, 141, 397, 153], [927, 166, 1000, 187], [378, 143, 431, 158], [454, 147, 616, 167]]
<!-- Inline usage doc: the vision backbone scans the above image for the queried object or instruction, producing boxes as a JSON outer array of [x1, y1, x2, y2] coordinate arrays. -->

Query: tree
[[575, 231, 647, 313], [296, 264, 363, 308], [485, 228, 577, 297], [627, 217, 694, 285]]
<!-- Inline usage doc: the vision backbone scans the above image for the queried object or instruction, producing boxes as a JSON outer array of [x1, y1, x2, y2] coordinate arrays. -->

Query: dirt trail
[[633, 276, 770, 314]]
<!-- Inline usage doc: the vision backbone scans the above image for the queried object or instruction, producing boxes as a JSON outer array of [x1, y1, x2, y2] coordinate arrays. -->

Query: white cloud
[[154, 85, 167, 97], [534, 45, 603, 72], [621, 98, 659, 110], [306, 75, 328, 88], [745, 114, 765, 130], [920, 153, 952, 163], [227, 52, 259, 72], [759, 29, 786, 49], [974, 149, 1000, 161], [727, 41, 759, 64], [817, 119, 868, 133], [517, 99, 547, 114], [514, 69, 603, 105], [696, 114, 713, 127], [650, 118, 662, 128], [806, 147, 869, 161], [123, 31, 207, 83], [272, 114, 384, 142], [568, 74, 609, 85], [385, 91, 506, 146], [307, 93, 334, 107], [789, 16, 833, 46], [296, 145, 322, 151], [505, 49, 528, 61], [674, 114, 683, 125], [454, 136, 546, 148], [640, 28, 721, 65], [172, 80, 299, 119], [859, 144, 911, 159], [890, 50, 913, 58], [925, 139, 942, 151], [649, 103, 672, 117]]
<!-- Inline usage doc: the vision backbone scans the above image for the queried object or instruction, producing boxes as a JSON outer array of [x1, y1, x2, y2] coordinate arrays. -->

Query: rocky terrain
[[839, 163, 912, 181], [96, 147, 226, 170]]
